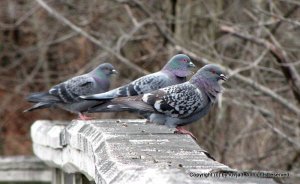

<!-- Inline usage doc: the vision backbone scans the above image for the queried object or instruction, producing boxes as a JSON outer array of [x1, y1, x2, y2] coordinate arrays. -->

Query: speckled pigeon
[[87, 64, 227, 136], [81, 54, 195, 102], [24, 63, 117, 120]]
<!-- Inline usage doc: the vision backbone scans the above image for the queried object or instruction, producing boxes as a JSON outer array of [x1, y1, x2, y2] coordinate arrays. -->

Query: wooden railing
[[1, 119, 278, 184]]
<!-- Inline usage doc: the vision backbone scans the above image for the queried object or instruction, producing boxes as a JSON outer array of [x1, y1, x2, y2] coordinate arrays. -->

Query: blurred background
[[0, 0, 299, 176]]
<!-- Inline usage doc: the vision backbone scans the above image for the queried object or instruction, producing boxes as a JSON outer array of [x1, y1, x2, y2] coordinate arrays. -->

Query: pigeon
[[24, 63, 117, 120], [81, 54, 195, 103], [87, 64, 227, 137]]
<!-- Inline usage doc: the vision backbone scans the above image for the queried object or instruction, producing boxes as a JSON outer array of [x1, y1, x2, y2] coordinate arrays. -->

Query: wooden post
[[52, 169, 92, 184], [52, 168, 62, 184]]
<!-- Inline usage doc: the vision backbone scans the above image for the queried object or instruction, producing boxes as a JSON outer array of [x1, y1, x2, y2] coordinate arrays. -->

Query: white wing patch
[[154, 100, 163, 110], [149, 82, 206, 118], [142, 93, 152, 103]]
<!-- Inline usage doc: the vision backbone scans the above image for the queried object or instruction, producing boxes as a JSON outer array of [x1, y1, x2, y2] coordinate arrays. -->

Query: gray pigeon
[[81, 54, 195, 102], [24, 63, 117, 119], [87, 64, 227, 136]]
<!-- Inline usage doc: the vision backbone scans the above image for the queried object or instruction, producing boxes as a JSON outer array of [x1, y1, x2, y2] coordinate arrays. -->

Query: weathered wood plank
[[31, 119, 277, 184], [0, 156, 51, 182]]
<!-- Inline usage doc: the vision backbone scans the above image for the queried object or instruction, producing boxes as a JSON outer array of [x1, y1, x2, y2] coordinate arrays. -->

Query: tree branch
[[126, 0, 300, 115], [35, 0, 149, 75], [220, 25, 300, 104], [175, 45, 300, 116]]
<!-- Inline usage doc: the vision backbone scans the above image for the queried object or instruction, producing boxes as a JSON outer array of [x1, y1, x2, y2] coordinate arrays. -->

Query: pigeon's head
[[163, 54, 196, 77], [192, 64, 227, 83], [94, 63, 117, 78], [191, 64, 226, 102]]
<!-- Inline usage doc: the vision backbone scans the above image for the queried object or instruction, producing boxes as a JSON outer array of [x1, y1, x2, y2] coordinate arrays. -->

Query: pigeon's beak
[[189, 62, 196, 68], [111, 69, 118, 74], [219, 74, 227, 81]]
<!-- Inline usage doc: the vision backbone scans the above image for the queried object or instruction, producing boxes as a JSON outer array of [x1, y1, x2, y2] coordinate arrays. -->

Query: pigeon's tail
[[24, 102, 53, 112], [26, 92, 60, 103], [88, 102, 130, 113], [24, 92, 60, 112], [80, 89, 118, 101], [88, 96, 154, 113]]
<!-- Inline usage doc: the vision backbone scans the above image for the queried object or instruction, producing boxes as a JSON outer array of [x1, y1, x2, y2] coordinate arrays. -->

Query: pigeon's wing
[[82, 72, 170, 100], [49, 75, 97, 103], [124, 72, 170, 95], [87, 94, 154, 113], [87, 82, 207, 117], [142, 83, 206, 118]]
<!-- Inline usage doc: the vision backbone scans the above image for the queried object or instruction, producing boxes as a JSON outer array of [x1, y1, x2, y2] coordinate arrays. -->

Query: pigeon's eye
[[211, 70, 216, 74], [182, 59, 187, 62]]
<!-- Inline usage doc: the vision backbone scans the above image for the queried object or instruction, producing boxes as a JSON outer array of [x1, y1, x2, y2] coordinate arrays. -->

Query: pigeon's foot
[[78, 113, 93, 120], [174, 126, 197, 140]]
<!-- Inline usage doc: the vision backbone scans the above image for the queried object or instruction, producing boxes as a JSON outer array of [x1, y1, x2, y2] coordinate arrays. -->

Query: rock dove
[[24, 63, 117, 119], [87, 64, 227, 136], [81, 54, 195, 102]]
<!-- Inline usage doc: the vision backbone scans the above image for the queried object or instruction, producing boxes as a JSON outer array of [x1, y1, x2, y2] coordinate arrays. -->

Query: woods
[[0, 0, 299, 177]]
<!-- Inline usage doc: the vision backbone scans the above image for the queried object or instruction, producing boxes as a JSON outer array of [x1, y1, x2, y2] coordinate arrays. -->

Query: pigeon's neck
[[93, 76, 110, 90], [191, 76, 221, 102], [92, 69, 109, 79], [161, 70, 187, 83], [162, 66, 191, 78], [91, 71, 110, 90]]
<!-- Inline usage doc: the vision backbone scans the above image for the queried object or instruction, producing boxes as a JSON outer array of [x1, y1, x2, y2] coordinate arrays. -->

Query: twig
[[264, 119, 300, 150], [75, 52, 109, 76], [130, 0, 176, 45], [35, 0, 149, 75], [0, 54, 45, 129], [111, 0, 300, 116], [175, 45, 300, 116], [275, 0, 300, 7], [230, 93, 300, 150], [269, 6, 298, 35], [115, 19, 153, 53], [0, 4, 40, 29], [127, 3, 300, 115], [124, 4, 138, 27], [257, 8, 300, 27], [19, 32, 78, 54], [228, 49, 268, 77], [220, 25, 300, 103]]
